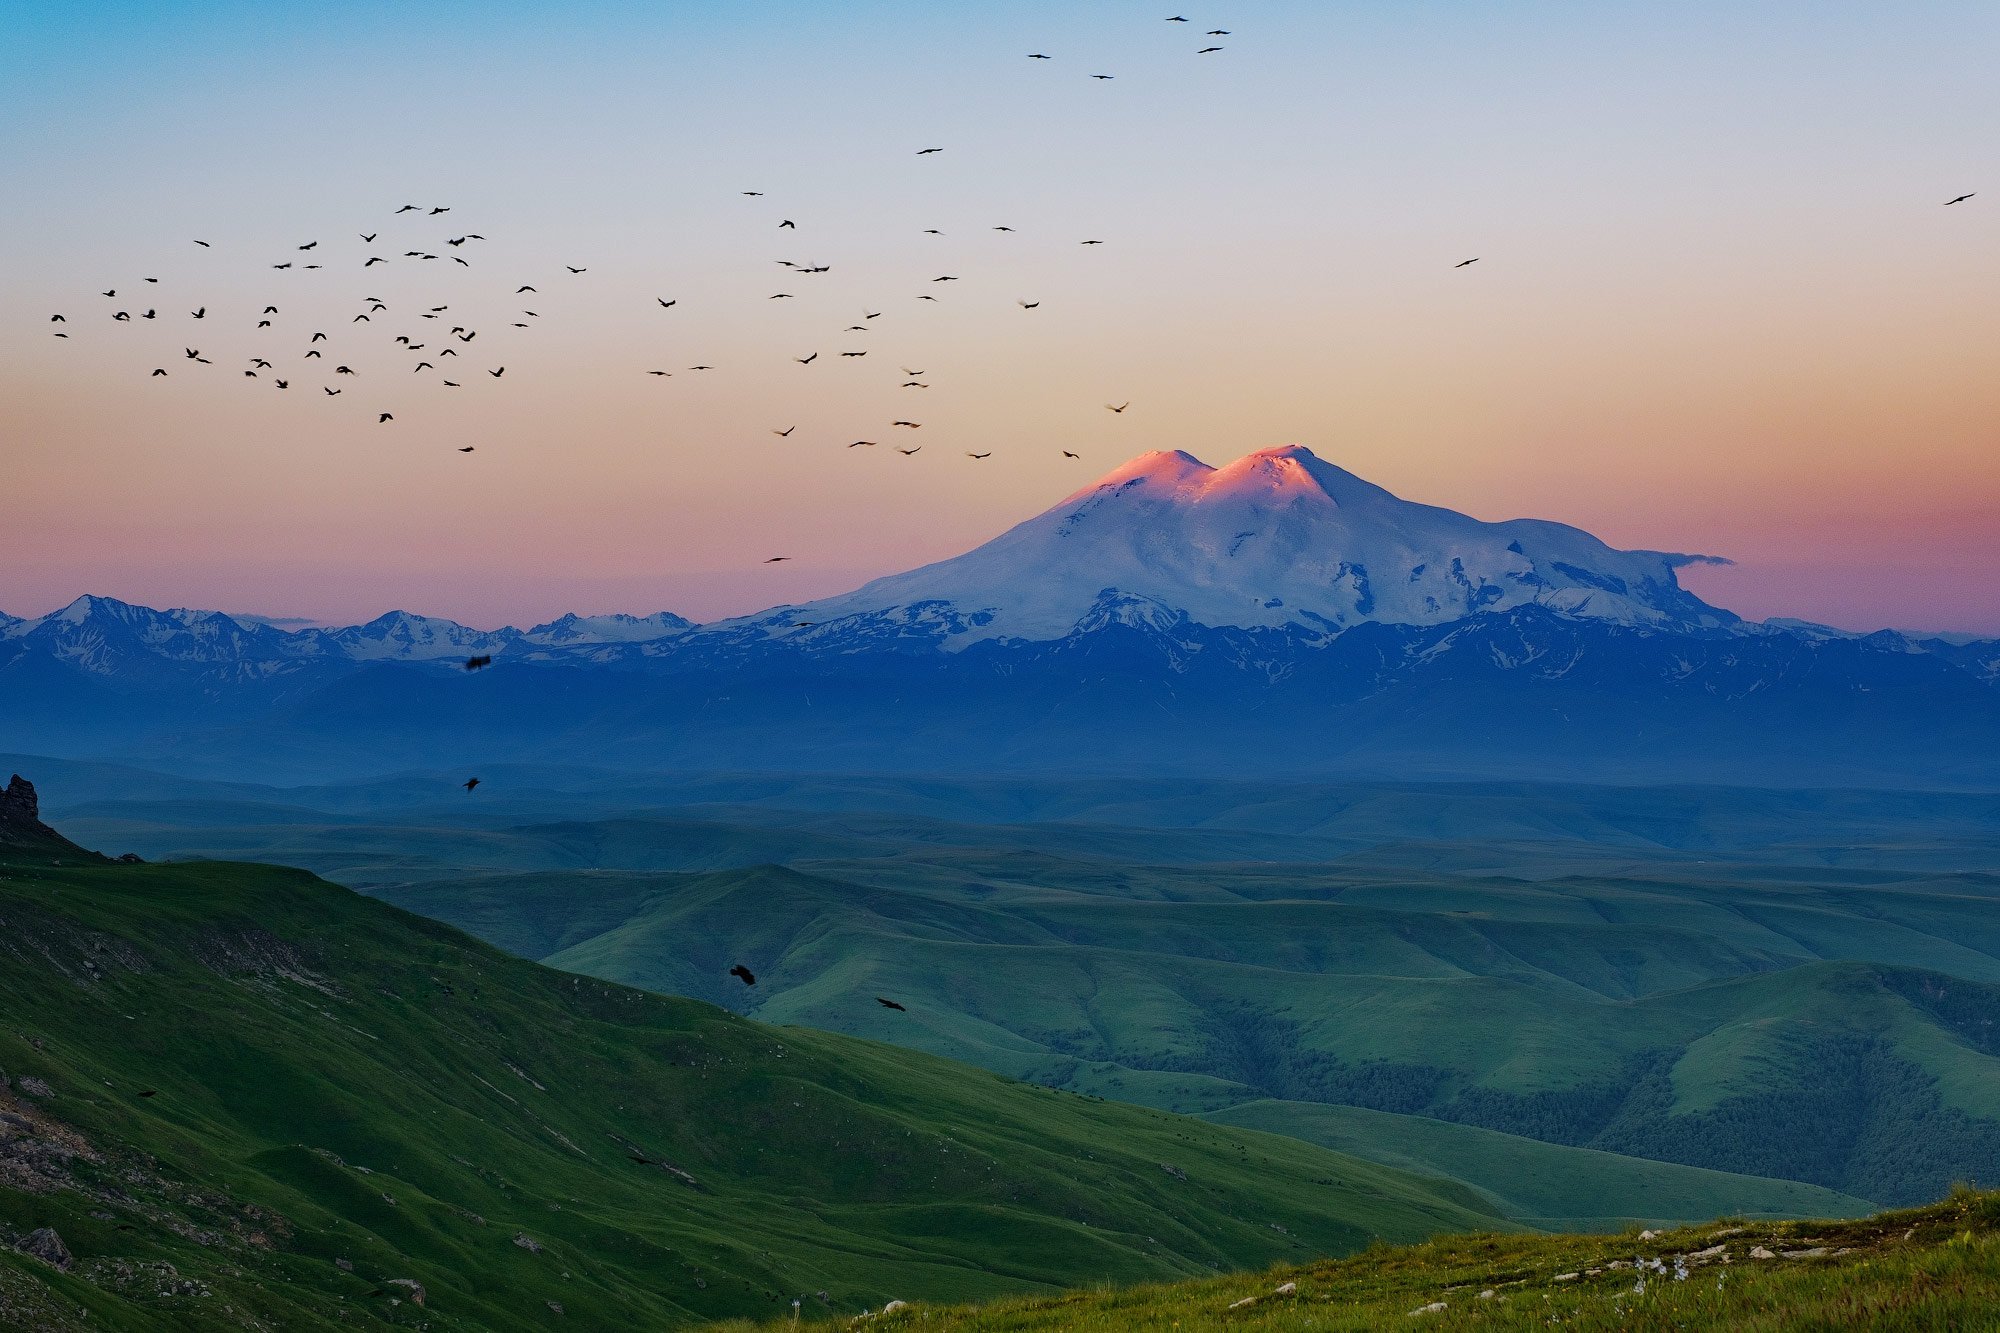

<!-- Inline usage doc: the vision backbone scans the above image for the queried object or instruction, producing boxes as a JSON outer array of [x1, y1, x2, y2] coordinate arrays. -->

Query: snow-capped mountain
[[520, 612, 693, 646], [724, 446, 1738, 649], [0, 597, 693, 670]]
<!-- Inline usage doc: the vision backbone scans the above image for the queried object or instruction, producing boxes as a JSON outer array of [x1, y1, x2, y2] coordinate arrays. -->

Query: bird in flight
[[1019, 300, 1040, 308], [875, 997, 907, 1011], [1945, 193, 1975, 205], [657, 298, 676, 308], [1198, 46, 1223, 53], [764, 556, 792, 563], [465, 655, 492, 671], [463, 777, 480, 792], [796, 352, 818, 365], [193, 239, 209, 247], [360, 232, 377, 242], [729, 964, 757, 986], [457, 446, 474, 452], [429, 206, 450, 215], [518, 285, 537, 293], [298, 241, 317, 251], [191, 307, 205, 319], [967, 452, 991, 459], [150, 368, 166, 376], [774, 426, 795, 436], [779, 219, 796, 229], [1106, 401, 1129, 413], [917, 147, 943, 154], [647, 370, 672, 376], [892, 420, 921, 428], [323, 387, 340, 395], [489, 367, 506, 377], [1080, 239, 1103, 245], [396, 204, 421, 213], [1208, 29, 1231, 35], [1063, 450, 1081, 459], [840, 350, 867, 357], [566, 266, 587, 274], [1091, 74, 1114, 80], [1028, 53, 1051, 59], [1454, 257, 1479, 267], [378, 413, 394, 423], [365, 257, 387, 267], [1166, 14, 1189, 21], [898, 446, 921, 455]]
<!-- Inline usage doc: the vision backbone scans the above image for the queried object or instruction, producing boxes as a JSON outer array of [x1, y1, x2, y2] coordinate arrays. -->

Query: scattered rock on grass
[[15, 1227, 72, 1270]]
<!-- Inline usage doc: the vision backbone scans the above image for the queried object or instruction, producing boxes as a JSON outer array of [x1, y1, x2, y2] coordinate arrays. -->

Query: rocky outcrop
[[15, 1227, 73, 1271], [0, 777, 103, 863]]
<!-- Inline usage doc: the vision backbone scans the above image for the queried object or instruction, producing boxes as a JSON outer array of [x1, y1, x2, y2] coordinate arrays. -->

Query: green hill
[[711, 1189, 2000, 1332], [0, 815, 1512, 1330], [372, 851, 2000, 1207], [1202, 1101, 1871, 1231]]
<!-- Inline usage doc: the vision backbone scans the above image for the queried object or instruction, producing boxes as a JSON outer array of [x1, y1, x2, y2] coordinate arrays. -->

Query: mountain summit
[[748, 446, 1736, 645]]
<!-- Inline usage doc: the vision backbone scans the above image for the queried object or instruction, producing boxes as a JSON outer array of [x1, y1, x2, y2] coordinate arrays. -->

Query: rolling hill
[[0, 790, 1516, 1330]]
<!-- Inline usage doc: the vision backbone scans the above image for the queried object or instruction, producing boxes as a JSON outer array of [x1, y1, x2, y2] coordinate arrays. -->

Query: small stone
[[1781, 1247, 1829, 1259], [883, 1300, 909, 1313], [1553, 1273, 1579, 1282], [1478, 1289, 1496, 1299], [1750, 1246, 1776, 1260], [1639, 1229, 1661, 1241], [1228, 1295, 1258, 1309], [16, 1227, 73, 1271], [18, 1076, 52, 1099], [546, 1300, 564, 1315], [1689, 1243, 1728, 1261], [387, 1279, 426, 1306], [335, 1258, 353, 1271], [1409, 1301, 1447, 1315], [514, 1233, 543, 1254], [1274, 1280, 1297, 1296]]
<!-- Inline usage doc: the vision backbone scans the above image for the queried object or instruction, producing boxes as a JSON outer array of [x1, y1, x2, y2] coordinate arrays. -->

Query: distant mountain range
[[5, 447, 1998, 783]]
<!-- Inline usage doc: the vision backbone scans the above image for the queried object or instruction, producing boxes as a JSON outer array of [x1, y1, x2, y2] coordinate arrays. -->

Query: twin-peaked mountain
[[4, 446, 1997, 783], [727, 446, 1735, 647]]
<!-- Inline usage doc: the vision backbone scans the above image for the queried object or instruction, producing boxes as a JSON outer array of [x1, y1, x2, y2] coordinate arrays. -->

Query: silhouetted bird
[[193, 239, 209, 247], [465, 655, 492, 671], [729, 964, 756, 986], [463, 777, 480, 792], [967, 452, 991, 459], [773, 426, 795, 436], [876, 997, 907, 1011], [764, 556, 792, 562], [1198, 46, 1224, 53], [797, 353, 818, 364], [1946, 193, 1975, 205], [1063, 450, 1081, 459], [360, 232, 377, 242], [916, 147, 943, 154], [378, 413, 393, 423], [1106, 401, 1129, 412], [1455, 258, 1479, 267], [657, 298, 676, 308]]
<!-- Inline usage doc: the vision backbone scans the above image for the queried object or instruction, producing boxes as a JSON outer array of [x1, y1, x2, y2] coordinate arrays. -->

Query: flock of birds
[[46, 15, 1269, 468]]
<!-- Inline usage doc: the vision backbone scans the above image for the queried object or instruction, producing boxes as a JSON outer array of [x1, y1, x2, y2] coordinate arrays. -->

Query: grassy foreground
[[713, 1190, 2000, 1331]]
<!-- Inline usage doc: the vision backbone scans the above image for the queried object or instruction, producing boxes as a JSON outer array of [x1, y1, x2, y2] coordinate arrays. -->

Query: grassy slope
[[0, 847, 1512, 1331], [1204, 1101, 1871, 1230], [711, 1189, 2000, 1332], [378, 856, 2000, 1205]]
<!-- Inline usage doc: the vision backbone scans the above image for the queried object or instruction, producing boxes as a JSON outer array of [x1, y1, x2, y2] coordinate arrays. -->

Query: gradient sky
[[4, 1, 1997, 633]]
